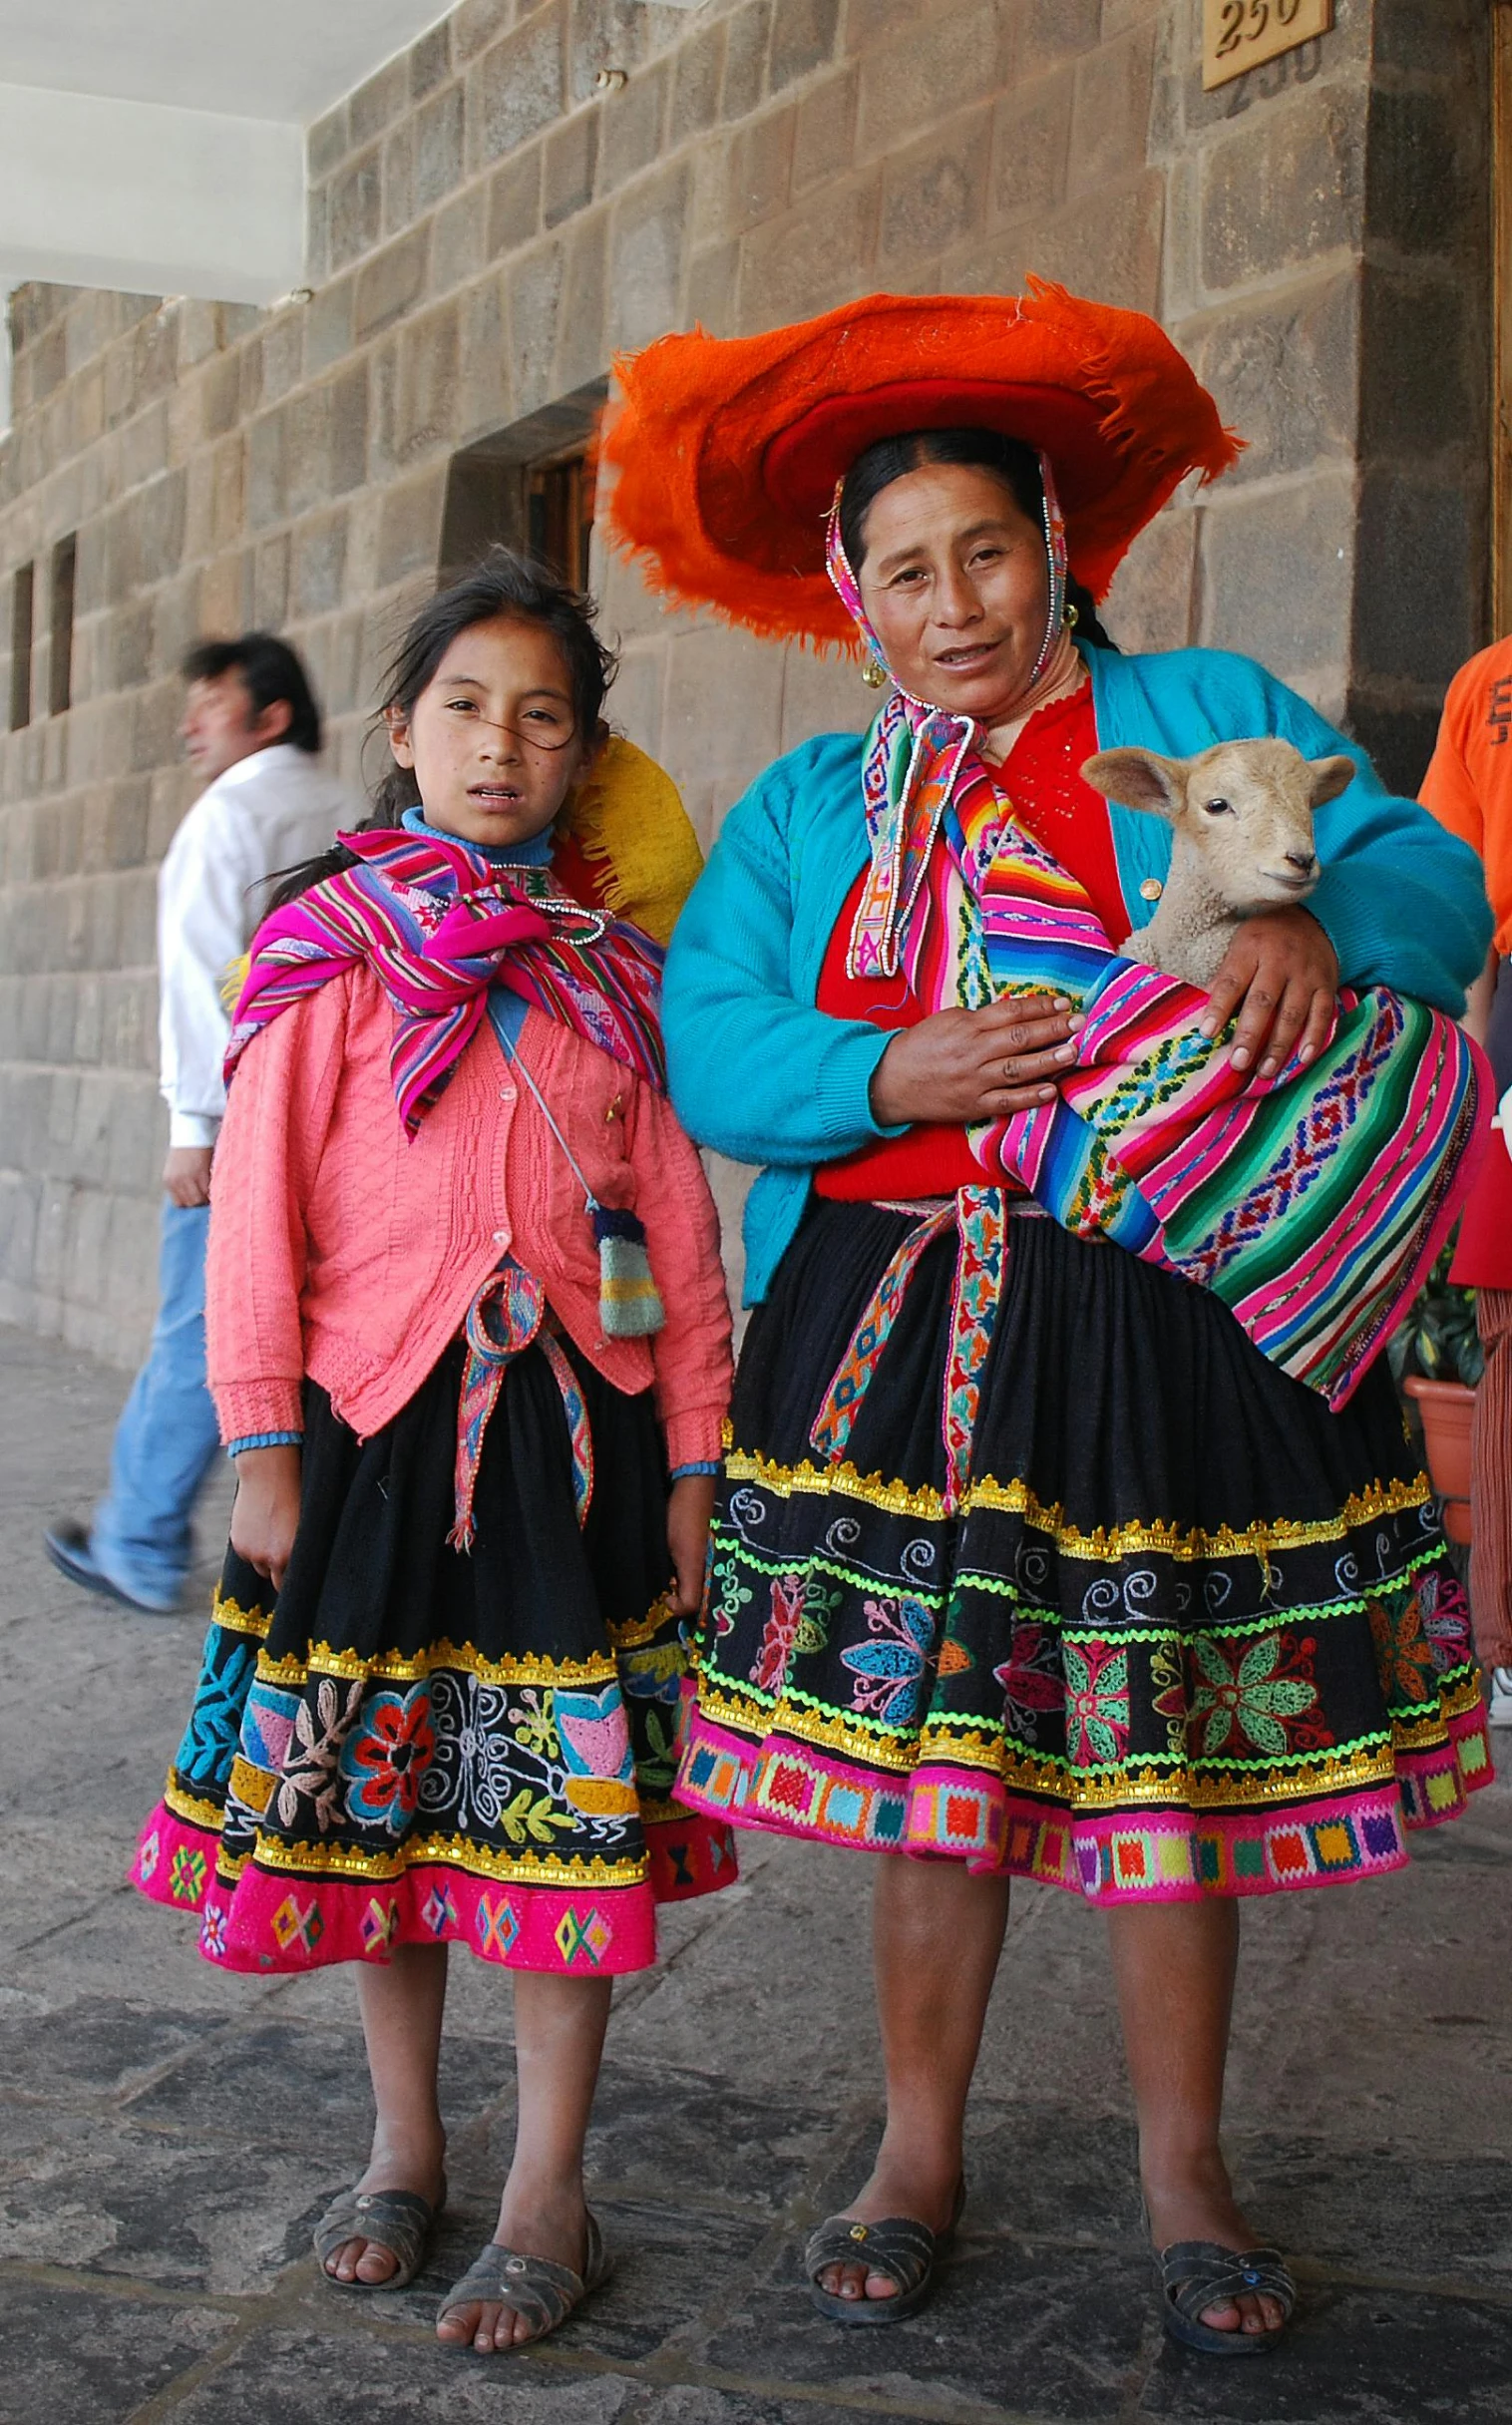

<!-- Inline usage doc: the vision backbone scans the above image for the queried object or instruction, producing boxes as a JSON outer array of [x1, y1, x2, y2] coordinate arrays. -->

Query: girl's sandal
[[437, 2211, 613, 2351], [314, 2181, 446, 2291], [1156, 2240, 1296, 2357], [804, 2182, 965, 2326]]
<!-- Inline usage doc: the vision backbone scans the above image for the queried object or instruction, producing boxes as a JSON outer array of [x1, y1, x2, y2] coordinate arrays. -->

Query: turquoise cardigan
[[663, 644, 1492, 1306]]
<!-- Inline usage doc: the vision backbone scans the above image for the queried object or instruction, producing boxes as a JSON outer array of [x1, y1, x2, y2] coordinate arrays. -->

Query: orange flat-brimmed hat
[[600, 282, 1240, 649]]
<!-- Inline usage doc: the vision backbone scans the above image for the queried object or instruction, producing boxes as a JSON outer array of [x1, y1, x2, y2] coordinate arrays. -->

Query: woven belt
[[449, 1261, 592, 1551], [810, 1185, 1017, 1512]]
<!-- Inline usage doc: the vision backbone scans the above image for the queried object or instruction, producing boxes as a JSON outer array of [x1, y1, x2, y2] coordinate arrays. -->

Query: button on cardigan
[[205, 963, 733, 1467]]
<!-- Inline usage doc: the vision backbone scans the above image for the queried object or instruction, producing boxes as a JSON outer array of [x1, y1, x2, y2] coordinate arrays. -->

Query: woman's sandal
[[314, 2180, 446, 2291], [1156, 2239, 1296, 2357], [804, 2182, 965, 2326], [437, 2211, 613, 2351]]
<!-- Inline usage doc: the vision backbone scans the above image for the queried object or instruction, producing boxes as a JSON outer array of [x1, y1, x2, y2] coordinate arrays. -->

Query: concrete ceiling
[[0, 2, 455, 308], [0, 2, 455, 122]]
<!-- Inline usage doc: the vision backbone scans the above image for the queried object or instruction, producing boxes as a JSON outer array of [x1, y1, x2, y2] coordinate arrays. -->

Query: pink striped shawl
[[225, 824, 666, 1133]]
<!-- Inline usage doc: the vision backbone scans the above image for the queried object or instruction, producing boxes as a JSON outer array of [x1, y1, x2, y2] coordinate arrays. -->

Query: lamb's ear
[[1309, 753, 1355, 808], [1080, 747, 1186, 821]]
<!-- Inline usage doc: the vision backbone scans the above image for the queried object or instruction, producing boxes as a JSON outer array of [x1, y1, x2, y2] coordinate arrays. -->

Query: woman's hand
[[870, 993, 1084, 1127], [667, 1472, 716, 1618], [230, 1442, 302, 1594], [1200, 907, 1339, 1076]]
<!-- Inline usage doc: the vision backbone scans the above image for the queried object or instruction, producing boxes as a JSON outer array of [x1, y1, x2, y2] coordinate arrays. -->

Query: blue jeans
[[91, 1200, 223, 1607]]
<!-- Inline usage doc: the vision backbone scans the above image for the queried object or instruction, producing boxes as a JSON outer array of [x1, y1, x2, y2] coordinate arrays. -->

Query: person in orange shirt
[[1421, 634, 1512, 1709]]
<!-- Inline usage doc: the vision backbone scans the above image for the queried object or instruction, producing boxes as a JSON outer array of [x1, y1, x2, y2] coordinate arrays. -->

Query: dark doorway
[[439, 379, 607, 590]]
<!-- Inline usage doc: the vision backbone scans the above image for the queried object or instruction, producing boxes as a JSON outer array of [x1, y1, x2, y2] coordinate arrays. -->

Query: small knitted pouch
[[591, 1205, 666, 1338]]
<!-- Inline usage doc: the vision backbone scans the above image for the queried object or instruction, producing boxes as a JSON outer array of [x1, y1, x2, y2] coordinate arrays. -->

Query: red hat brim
[[763, 381, 1110, 525], [600, 284, 1242, 649]]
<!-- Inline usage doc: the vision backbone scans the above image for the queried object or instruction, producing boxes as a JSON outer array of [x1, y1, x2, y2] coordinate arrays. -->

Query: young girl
[[132, 552, 735, 2355]]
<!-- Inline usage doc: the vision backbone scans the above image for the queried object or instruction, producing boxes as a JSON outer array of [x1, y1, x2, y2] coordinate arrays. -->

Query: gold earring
[[1063, 601, 1079, 628], [862, 658, 888, 688]]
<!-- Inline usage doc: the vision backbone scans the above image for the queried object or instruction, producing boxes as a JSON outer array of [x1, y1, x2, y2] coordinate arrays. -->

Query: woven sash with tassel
[[450, 1262, 594, 1551]]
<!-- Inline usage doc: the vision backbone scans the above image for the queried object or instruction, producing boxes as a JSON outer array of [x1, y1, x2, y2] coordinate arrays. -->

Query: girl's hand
[[869, 993, 1084, 1127], [230, 1442, 302, 1594], [1200, 907, 1339, 1076], [667, 1472, 716, 1618]]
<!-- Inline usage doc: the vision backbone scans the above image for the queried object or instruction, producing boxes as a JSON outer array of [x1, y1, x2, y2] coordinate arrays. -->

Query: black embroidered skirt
[[676, 1197, 1488, 1901], [135, 1336, 736, 1973]]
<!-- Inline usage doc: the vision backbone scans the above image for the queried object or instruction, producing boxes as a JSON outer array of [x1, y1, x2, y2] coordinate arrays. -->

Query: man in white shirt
[[46, 633, 354, 1611]]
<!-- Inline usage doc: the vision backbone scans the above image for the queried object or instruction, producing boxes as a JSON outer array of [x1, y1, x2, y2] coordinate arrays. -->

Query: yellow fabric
[[566, 734, 704, 946]]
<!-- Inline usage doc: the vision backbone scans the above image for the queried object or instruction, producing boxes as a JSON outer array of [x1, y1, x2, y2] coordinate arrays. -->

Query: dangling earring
[[861, 657, 888, 689], [1063, 602, 1079, 629]]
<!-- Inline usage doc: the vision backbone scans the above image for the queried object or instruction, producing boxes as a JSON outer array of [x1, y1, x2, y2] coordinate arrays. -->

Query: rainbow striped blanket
[[846, 712, 1485, 1411], [964, 823, 1485, 1409]]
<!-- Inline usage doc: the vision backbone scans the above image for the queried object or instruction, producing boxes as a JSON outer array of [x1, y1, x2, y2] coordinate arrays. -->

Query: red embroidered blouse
[[815, 685, 1127, 1201]]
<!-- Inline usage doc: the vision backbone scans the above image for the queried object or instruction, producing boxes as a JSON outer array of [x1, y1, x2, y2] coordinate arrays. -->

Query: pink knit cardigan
[[204, 964, 733, 1466]]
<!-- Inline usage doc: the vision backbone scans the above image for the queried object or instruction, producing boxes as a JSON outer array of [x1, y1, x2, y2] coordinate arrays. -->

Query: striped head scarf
[[826, 450, 1069, 983]]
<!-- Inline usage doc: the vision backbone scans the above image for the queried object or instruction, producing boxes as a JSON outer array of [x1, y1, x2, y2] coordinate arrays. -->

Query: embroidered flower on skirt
[[132, 1337, 735, 1974], [675, 1199, 1490, 1904]]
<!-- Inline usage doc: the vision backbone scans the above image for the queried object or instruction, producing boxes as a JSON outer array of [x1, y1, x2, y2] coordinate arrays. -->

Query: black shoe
[[43, 1522, 181, 1614]]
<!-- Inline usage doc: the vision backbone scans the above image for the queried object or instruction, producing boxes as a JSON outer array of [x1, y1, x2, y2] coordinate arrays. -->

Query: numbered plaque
[[1203, 0, 1332, 91]]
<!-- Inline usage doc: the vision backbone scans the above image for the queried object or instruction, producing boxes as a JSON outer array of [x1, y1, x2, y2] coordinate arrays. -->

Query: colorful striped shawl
[[822, 474, 1483, 1403], [962, 807, 1486, 1409], [225, 824, 666, 1133]]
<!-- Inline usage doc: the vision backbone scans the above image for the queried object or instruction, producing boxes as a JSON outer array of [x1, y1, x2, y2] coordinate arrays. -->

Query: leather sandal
[[314, 2180, 445, 2290], [804, 2181, 965, 2325], [437, 2211, 612, 2350], [1156, 2238, 1296, 2356]]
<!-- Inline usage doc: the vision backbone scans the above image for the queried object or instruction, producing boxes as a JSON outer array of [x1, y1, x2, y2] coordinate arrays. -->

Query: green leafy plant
[[1389, 1242, 1483, 1389]]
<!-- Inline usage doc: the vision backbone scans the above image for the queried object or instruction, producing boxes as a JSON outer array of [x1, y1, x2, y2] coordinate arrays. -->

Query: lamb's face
[[1177, 740, 1321, 916]]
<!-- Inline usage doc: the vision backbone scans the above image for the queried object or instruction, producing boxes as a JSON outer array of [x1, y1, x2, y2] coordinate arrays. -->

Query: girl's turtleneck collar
[[401, 804, 555, 869]]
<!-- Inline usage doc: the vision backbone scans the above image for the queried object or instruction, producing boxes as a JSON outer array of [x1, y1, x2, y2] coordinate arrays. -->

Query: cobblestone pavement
[[2, 1321, 1511, 2424]]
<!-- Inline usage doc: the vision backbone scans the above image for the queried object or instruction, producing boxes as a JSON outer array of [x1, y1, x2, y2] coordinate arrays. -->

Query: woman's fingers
[[978, 1081, 1060, 1116], [1204, 909, 1339, 1073], [1197, 954, 1255, 1042], [973, 996, 1081, 1056], [1299, 984, 1335, 1065], [872, 998, 1080, 1126], [1224, 978, 1281, 1072], [1255, 975, 1318, 1076]]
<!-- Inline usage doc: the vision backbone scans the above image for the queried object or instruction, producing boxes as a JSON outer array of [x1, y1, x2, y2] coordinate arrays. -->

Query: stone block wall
[[0, 0, 1495, 1361]]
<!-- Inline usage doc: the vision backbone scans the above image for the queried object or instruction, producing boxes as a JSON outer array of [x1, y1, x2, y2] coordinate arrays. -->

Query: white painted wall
[[0, 0, 454, 302], [0, 1, 454, 121], [0, 82, 305, 304]]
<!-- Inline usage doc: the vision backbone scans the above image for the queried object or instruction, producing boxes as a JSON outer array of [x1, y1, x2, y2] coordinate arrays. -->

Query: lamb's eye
[[1203, 796, 1233, 817]]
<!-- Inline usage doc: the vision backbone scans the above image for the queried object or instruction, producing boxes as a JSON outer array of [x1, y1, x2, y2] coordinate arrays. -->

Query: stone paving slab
[[3, 1322, 1512, 2423]]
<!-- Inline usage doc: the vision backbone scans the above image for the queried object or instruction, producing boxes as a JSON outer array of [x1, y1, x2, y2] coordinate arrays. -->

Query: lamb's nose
[[1286, 850, 1317, 875]]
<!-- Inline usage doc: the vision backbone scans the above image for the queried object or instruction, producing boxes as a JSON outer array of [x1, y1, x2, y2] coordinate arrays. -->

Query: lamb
[[1078, 738, 1356, 992]]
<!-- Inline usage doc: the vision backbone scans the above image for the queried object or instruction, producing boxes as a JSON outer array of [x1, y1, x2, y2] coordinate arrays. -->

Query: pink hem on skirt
[[133, 1800, 738, 1975], [676, 1693, 1492, 1904]]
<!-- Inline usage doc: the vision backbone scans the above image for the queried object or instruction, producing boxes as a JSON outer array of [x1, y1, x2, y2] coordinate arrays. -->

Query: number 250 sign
[[1203, 0, 1332, 91]]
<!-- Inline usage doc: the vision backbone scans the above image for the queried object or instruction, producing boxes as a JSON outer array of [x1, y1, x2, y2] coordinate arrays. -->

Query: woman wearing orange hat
[[601, 285, 1493, 2358]]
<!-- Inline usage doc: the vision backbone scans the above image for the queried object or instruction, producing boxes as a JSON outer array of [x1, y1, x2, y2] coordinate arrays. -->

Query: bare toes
[[865, 2268, 900, 2300], [820, 2261, 868, 2300], [1199, 2297, 1243, 2333]]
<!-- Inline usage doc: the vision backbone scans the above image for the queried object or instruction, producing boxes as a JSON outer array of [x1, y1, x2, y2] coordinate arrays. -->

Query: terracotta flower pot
[[1402, 1374, 1475, 1545]]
